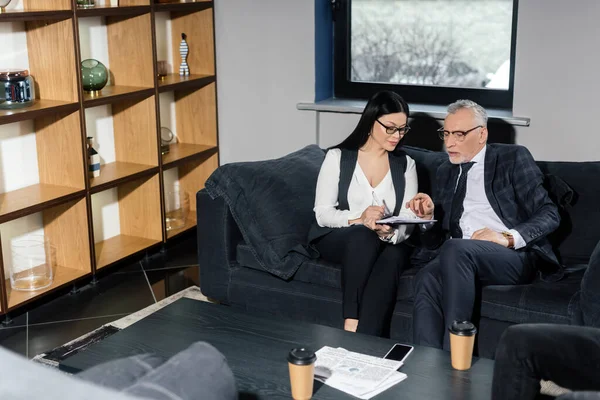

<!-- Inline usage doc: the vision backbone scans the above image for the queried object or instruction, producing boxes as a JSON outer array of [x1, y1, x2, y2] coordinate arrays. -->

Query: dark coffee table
[[60, 298, 494, 399]]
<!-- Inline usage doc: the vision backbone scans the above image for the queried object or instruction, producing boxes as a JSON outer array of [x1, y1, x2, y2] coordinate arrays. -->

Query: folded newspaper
[[314, 346, 407, 399]]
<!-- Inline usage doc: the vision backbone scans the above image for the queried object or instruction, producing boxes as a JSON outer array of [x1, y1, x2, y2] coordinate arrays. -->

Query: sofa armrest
[[558, 392, 600, 400], [197, 189, 243, 303]]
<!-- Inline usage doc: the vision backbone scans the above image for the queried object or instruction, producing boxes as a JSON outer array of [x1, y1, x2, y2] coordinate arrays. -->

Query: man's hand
[[406, 193, 434, 219], [471, 228, 510, 247]]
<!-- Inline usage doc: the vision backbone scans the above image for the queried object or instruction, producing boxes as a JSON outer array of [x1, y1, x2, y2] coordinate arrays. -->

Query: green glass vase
[[81, 59, 108, 95]]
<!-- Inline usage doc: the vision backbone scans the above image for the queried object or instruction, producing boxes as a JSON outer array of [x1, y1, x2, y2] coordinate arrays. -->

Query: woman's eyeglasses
[[376, 120, 411, 136]]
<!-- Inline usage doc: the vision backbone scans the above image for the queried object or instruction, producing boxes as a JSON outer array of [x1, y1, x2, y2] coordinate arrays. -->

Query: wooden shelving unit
[[89, 162, 158, 193], [0, 101, 79, 126], [162, 143, 217, 167], [76, 5, 151, 18], [83, 87, 154, 108], [93, 174, 162, 269], [157, 73, 214, 92], [2, 198, 92, 311], [0, 0, 219, 316]]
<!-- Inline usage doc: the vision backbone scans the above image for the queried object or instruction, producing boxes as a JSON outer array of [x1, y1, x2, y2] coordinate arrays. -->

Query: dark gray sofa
[[197, 145, 600, 358]]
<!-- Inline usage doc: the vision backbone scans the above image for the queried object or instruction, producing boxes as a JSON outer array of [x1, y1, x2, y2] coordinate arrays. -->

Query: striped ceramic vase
[[179, 33, 190, 76]]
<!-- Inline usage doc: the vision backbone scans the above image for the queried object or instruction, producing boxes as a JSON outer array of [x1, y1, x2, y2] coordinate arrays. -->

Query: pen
[[372, 191, 392, 217]]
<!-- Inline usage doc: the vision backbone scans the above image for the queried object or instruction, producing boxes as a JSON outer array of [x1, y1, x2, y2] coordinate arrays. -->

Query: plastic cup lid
[[448, 320, 478, 336], [287, 348, 316, 365]]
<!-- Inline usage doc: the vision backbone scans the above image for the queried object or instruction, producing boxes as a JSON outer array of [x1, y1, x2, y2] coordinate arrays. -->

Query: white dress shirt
[[459, 146, 526, 249], [314, 149, 418, 244]]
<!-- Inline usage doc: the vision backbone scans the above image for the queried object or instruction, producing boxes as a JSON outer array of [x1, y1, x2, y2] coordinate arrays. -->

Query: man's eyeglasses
[[437, 125, 483, 141], [376, 120, 411, 136]]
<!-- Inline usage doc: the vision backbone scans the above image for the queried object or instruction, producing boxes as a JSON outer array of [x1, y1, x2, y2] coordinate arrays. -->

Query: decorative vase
[[87, 137, 100, 178], [81, 59, 108, 95], [0, 0, 11, 13], [179, 33, 190, 76], [160, 127, 175, 155], [76, 0, 95, 8], [157, 60, 169, 80]]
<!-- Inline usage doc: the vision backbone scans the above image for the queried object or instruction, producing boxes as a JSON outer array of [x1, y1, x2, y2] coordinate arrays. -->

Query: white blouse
[[314, 148, 418, 244]]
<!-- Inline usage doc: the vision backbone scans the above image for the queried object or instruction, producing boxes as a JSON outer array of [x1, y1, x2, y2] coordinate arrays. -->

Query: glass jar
[[10, 236, 55, 292], [0, 69, 36, 109], [165, 190, 190, 231]]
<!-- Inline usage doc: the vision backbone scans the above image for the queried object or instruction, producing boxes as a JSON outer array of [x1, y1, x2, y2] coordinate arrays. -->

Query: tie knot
[[461, 162, 475, 174]]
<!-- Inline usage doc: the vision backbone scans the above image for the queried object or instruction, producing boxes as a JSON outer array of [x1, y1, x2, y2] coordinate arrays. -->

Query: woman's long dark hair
[[332, 91, 409, 150]]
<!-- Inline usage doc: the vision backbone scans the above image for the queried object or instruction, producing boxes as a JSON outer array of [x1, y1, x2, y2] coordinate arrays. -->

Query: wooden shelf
[[90, 162, 158, 194], [166, 209, 196, 239], [157, 74, 215, 92], [0, 9, 72, 22], [95, 234, 161, 269], [0, 101, 79, 126], [154, 0, 212, 13], [6, 266, 88, 310], [76, 5, 150, 17], [162, 143, 217, 168], [0, 184, 85, 224], [0, 0, 218, 315], [83, 86, 154, 108]]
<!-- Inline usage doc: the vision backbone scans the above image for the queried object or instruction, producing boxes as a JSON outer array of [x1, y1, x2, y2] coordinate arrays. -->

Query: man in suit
[[406, 99, 561, 350]]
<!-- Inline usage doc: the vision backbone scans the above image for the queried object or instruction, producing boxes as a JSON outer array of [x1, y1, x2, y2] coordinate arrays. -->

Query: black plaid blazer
[[423, 143, 561, 269]]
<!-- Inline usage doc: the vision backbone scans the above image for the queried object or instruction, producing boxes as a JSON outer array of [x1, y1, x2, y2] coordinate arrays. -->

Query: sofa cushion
[[481, 270, 584, 325], [205, 145, 325, 280], [402, 146, 448, 197], [236, 243, 420, 301], [580, 239, 600, 327], [538, 161, 600, 266], [236, 243, 340, 288]]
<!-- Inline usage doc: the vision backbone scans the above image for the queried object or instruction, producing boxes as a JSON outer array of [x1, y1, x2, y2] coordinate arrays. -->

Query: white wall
[[214, 0, 316, 164], [512, 0, 600, 161], [215, 0, 600, 162]]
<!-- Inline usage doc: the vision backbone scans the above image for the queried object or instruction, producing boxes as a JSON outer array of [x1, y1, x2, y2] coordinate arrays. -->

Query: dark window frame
[[332, 0, 520, 110]]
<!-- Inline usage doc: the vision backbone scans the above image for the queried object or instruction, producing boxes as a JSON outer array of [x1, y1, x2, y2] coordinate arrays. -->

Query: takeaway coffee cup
[[448, 320, 478, 370], [287, 347, 317, 400]]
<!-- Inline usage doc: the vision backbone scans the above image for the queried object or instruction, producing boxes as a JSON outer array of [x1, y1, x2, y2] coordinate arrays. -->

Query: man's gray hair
[[447, 99, 488, 127]]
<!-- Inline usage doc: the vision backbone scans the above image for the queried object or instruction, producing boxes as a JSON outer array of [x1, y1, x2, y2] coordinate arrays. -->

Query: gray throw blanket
[[205, 145, 325, 280]]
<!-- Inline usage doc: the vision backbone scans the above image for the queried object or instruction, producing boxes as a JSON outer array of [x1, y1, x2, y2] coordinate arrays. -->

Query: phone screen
[[383, 344, 414, 363]]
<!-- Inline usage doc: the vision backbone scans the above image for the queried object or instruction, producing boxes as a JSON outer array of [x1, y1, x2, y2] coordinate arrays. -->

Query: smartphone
[[383, 343, 414, 364]]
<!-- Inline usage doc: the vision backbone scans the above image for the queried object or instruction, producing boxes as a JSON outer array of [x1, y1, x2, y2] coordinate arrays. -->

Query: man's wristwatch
[[502, 231, 515, 249]]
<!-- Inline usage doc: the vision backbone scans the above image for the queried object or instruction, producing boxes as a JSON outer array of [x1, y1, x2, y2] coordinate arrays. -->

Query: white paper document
[[376, 216, 437, 225], [314, 346, 407, 399]]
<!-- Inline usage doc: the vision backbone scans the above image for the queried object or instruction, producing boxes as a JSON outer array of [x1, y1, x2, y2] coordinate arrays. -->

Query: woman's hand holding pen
[[360, 205, 385, 230]]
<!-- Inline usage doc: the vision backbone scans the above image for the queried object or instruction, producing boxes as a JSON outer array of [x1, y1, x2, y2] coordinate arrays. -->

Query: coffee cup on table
[[448, 320, 477, 370], [287, 347, 317, 400]]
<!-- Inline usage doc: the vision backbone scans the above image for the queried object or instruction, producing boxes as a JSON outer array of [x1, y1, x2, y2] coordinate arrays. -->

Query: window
[[333, 0, 519, 109]]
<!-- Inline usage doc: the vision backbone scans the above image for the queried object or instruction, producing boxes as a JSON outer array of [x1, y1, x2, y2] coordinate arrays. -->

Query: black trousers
[[314, 225, 412, 337], [412, 239, 535, 350], [492, 324, 600, 400]]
